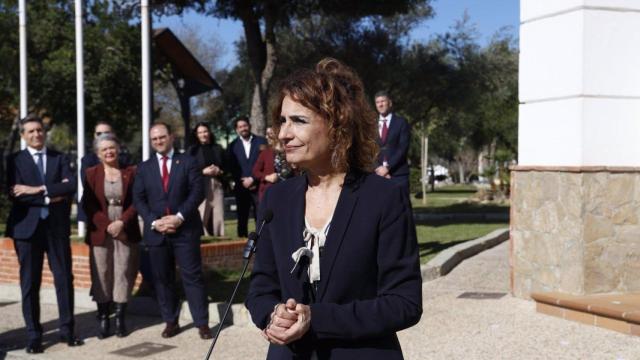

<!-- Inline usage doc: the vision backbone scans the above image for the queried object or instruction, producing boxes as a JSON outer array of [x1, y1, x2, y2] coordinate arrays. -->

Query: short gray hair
[[93, 133, 120, 153]]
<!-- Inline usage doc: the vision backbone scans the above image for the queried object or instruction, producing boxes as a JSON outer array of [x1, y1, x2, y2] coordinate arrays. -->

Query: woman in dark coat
[[82, 133, 141, 338], [246, 58, 422, 359], [187, 122, 226, 236]]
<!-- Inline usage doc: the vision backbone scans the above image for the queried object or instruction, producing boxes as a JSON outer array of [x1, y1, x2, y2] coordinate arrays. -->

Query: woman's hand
[[264, 298, 311, 345], [107, 220, 124, 238], [203, 165, 221, 177], [265, 173, 279, 184]]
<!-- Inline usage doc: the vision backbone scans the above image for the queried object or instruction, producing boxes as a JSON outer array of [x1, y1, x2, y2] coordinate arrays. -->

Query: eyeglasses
[[95, 131, 111, 136]]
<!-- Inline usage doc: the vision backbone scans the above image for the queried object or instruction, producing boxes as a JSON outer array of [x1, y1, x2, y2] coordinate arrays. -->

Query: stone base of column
[[510, 166, 640, 299]]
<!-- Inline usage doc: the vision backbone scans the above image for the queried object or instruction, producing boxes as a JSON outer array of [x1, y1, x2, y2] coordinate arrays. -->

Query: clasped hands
[[154, 215, 183, 234], [263, 298, 311, 346], [241, 177, 255, 189], [374, 166, 391, 179], [107, 220, 124, 239]]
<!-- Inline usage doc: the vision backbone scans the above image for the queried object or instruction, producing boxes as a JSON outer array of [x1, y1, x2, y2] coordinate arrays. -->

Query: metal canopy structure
[[154, 27, 222, 97], [154, 28, 222, 148]]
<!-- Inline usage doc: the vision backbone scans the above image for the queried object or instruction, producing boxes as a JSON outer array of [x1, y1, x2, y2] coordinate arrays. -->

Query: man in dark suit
[[374, 91, 411, 192], [6, 115, 83, 354], [132, 122, 212, 340], [227, 116, 267, 237]]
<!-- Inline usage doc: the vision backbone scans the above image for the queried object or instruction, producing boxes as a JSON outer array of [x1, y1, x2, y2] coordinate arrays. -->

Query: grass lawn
[[416, 222, 508, 264], [411, 185, 509, 214]]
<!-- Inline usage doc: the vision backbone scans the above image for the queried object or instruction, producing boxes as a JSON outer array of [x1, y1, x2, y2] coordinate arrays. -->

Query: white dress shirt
[[27, 146, 47, 175], [156, 149, 175, 172], [26, 146, 49, 201], [152, 149, 184, 225], [241, 135, 253, 159]]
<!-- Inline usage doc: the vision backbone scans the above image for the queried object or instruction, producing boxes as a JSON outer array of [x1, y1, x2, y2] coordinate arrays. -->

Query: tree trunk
[[250, 83, 264, 134], [430, 163, 435, 192], [239, 0, 278, 136], [421, 134, 428, 205], [249, 38, 277, 136]]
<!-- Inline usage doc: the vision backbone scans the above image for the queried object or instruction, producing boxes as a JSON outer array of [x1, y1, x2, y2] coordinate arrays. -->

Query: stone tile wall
[[511, 169, 640, 298]]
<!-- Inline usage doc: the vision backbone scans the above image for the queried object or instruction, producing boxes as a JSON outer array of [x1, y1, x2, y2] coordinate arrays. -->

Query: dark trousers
[[13, 219, 75, 341], [235, 187, 258, 237], [147, 238, 208, 326]]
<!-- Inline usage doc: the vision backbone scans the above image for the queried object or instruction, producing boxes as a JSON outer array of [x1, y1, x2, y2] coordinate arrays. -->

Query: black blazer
[[6, 148, 77, 240], [227, 134, 267, 187], [187, 143, 226, 171], [246, 173, 422, 360], [132, 152, 204, 246], [377, 114, 410, 177]]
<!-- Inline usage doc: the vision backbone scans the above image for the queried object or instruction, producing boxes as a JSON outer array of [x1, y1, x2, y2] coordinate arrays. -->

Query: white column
[[18, 0, 27, 149], [519, 0, 640, 167], [75, 0, 86, 237], [141, 0, 151, 161]]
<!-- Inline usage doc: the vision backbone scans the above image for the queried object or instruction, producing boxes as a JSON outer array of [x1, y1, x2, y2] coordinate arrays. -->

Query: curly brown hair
[[271, 58, 379, 173]]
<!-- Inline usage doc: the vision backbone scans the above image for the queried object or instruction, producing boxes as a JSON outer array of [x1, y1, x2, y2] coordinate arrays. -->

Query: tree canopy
[[0, 0, 142, 156]]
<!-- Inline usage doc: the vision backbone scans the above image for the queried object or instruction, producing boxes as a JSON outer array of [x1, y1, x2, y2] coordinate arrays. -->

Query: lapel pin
[[175, 160, 180, 165]]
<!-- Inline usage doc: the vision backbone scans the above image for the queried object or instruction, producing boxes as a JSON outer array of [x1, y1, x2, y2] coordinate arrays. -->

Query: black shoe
[[198, 325, 213, 340], [161, 321, 181, 338], [114, 302, 128, 337], [97, 302, 111, 339], [60, 335, 84, 347], [25, 340, 44, 354]]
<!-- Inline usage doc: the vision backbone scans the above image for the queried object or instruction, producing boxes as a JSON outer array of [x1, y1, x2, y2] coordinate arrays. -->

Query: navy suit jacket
[[227, 134, 267, 187], [132, 152, 204, 246], [377, 114, 410, 177], [246, 173, 422, 360], [6, 148, 77, 240]]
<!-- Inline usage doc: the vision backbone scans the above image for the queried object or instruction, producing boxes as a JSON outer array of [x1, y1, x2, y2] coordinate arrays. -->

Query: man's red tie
[[381, 119, 389, 144], [161, 156, 169, 192], [162, 156, 170, 215]]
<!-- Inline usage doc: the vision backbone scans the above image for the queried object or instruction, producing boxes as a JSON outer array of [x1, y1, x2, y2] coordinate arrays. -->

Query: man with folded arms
[[6, 115, 83, 353]]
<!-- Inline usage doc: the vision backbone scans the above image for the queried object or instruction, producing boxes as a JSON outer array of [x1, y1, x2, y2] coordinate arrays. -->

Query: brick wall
[[0, 238, 248, 289]]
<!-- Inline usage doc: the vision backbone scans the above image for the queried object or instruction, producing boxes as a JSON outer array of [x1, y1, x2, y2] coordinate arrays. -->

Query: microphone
[[243, 209, 273, 260], [204, 209, 273, 360]]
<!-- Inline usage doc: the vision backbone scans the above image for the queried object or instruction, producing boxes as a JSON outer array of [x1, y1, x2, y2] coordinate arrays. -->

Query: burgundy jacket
[[82, 164, 141, 246], [252, 147, 276, 201]]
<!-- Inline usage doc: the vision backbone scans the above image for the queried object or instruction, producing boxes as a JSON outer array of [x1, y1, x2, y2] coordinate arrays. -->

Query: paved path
[[2, 241, 640, 359]]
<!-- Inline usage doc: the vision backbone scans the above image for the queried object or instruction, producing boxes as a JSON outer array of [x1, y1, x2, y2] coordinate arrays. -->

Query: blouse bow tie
[[290, 223, 328, 283]]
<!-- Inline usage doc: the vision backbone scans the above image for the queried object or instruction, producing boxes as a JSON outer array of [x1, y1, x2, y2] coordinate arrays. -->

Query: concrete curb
[[420, 228, 510, 282], [413, 212, 509, 222]]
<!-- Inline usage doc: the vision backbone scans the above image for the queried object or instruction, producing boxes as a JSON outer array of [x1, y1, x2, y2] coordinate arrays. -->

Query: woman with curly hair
[[246, 58, 422, 359]]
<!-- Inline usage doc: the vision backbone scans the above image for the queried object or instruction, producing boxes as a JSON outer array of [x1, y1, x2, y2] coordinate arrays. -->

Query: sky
[[156, 0, 520, 70]]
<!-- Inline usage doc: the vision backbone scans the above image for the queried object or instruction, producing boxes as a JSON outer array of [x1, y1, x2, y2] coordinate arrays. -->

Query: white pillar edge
[[75, 0, 86, 237], [141, 0, 151, 161], [19, 0, 27, 149]]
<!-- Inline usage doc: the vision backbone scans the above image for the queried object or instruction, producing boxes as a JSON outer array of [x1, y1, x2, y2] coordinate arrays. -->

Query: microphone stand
[[203, 217, 269, 360]]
